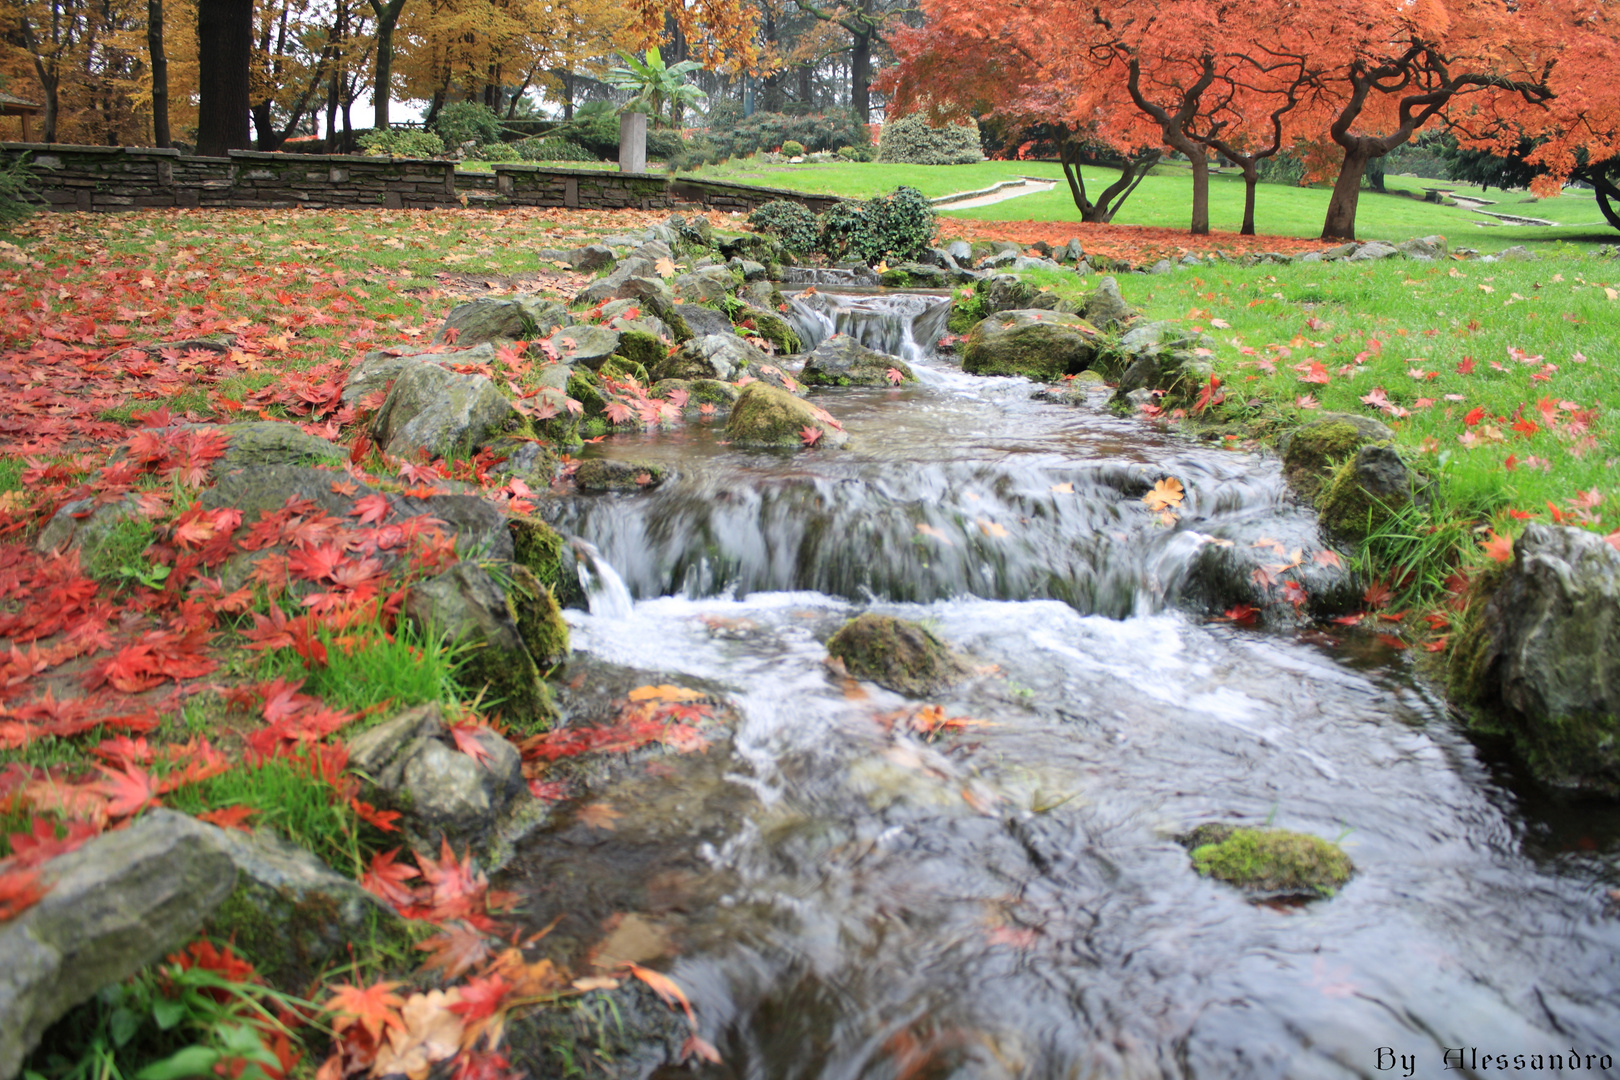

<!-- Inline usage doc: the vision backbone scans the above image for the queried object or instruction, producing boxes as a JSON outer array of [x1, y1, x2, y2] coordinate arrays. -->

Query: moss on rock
[[510, 515, 568, 593], [724, 383, 848, 449], [739, 307, 801, 354], [960, 310, 1101, 380], [599, 354, 650, 385], [510, 564, 569, 671], [612, 329, 666, 373], [1315, 443, 1414, 540], [1184, 824, 1353, 898], [825, 613, 967, 697], [1280, 414, 1396, 502]]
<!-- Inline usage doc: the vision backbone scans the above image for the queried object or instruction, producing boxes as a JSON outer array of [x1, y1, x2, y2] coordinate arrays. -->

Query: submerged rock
[[961, 310, 1102, 380], [825, 613, 966, 697], [574, 459, 667, 492], [1449, 524, 1620, 796], [724, 383, 848, 449], [1182, 823, 1353, 898], [799, 335, 915, 387]]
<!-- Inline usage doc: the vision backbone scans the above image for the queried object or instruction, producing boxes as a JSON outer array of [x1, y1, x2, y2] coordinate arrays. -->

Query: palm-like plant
[[606, 48, 707, 127]]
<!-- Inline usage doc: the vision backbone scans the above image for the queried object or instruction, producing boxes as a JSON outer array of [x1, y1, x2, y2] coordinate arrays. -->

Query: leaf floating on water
[[576, 802, 623, 831], [682, 1035, 723, 1064], [626, 684, 706, 703], [977, 519, 1009, 538], [1050, 482, 1074, 494], [626, 964, 698, 1028], [915, 523, 953, 545], [1142, 477, 1184, 513]]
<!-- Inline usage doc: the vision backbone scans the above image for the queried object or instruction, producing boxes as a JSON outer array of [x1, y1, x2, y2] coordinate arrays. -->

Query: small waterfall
[[569, 538, 634, 619], [787, 290, 954, 364], [779, 266, 877, 286]]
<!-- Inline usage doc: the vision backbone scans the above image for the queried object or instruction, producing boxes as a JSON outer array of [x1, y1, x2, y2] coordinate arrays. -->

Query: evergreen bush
[[515, 137, 597, 162], [747, 200, 821, 256], [877, 113, 984, 165], [356, 127, 446, 158], [432, 101, 501, 149], [818, 186, 936, 264]]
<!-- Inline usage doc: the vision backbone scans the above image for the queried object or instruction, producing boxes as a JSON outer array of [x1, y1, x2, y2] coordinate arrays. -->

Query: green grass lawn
[[945, 164, 1617, 252], [675, 159, 1065, 200], [1017, 249, 1620, 598]]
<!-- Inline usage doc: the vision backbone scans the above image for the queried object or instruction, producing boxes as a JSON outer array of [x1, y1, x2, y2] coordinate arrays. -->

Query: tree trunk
[[1586, 167, 1620, 233], [38, 72, 59, 144], [1322, 146, 1371, 240], [252, 102, 278, 150], [797, 64, 812, 108], [196, 0, 254, 156], [850, 32, 871, 123], [1241, 163, 1258, 235], [370, 0, 409, 130], [148, 0, 170, 147], [1182, 144, 1210, 235]]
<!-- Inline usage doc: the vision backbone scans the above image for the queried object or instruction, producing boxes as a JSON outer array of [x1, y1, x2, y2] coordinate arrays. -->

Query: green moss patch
[[825, 613, 966, 697], [1184, 824, 1353, 898]]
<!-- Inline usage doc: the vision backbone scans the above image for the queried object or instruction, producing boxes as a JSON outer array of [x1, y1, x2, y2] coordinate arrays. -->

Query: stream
[[506, 290, 1620, 1078]]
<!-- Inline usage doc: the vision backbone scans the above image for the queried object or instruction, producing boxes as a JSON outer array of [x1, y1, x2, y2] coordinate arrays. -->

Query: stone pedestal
[[618, 112, 647, 175]]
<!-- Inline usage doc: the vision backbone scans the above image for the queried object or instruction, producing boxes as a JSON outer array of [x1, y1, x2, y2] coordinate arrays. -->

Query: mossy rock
[[737, 307, 801, 354], [1315, 443, 1414, 540], [599, 354, 650, 385], [651, 378, 740, 408], [825, 613, 967, 697], [612, 329, 666, 374], [961, 310, 1102, 380], [1280, 414, 1396, 502], [574, 459, 666, 492], [509, 515, 573, 601], [510, 564, 569, 671], [946, 300, 987, 337], [724, 382, 848, 449], [1183, 824, 1353, 898], [566, 370, 611, 418]]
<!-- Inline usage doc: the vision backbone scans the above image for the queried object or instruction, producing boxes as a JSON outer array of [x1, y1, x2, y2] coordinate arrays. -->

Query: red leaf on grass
[[0, 868, 49, 922], [93, 762, 158, 819]]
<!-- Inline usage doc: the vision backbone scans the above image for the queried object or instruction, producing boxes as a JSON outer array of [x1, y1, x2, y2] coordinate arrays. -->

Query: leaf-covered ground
[[0, 206, 747, 1080]]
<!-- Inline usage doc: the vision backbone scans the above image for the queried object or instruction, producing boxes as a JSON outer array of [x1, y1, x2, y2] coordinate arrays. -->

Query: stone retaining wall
[[2, 143, 842, 215]]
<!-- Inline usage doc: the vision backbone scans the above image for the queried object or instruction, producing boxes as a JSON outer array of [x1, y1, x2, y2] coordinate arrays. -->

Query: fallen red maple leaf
[[93, 762, 159, 819]]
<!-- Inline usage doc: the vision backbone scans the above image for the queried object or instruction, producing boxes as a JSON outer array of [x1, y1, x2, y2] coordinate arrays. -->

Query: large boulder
[[825, 614, 967, 697], [434, 295, 570, 346], [961, 310, 1101, 380], [799, 335, 915, 387], [0, 811, 237, 1078], [370, 360, 523, 459], [544, 324, 620, 370], [1080, 276, 1136, 332], [976, 274, 1037, 314], [207, 420, 345, 474], [672, 266, 737, 305], [1279, 413, 1397, 502], [724, 383, 848, 449], [574, 459, 667, 492], [674, 304, 733, 339], [652, 333, 765, 383], [1105, 321, 1216, 405], [404, 561, 554, 727], [1449, 524, 1620, 796], [1315, 443, 1416, 539], [347, 704, 539, 859], [737, 306, 801, 354], [575, 257, 657, 306]]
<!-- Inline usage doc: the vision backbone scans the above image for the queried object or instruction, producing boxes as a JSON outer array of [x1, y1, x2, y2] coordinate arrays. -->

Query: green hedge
[[877, 113, 985, 165], [516, 137, 597, 162], [357, 127, 446, 158], [747, 200, 821, 257], [705, 111, 870, 159], [432, 101, 501, 148]]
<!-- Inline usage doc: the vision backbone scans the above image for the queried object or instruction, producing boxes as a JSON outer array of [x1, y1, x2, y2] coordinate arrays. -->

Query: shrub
[[0, 153, 37, 223], [781, 139, 805, 156], [477, 141, 522, 162], [838, 144, 874, 162], [1257, 151, 1306, 186], [646, 127, 687, 159], [516, 136, 597, 162], [705, 110, 869, 159], [432, 101, 501, 148], [748, 200, 821, 256], [356, 127, 446, 158], [877, 113, 985, 165], [561, 101, 623, 157], [818, 185, 936, 265]]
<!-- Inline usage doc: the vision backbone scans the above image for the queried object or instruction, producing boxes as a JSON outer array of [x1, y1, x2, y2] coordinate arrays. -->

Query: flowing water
[[507, 293, 1620, 1078]]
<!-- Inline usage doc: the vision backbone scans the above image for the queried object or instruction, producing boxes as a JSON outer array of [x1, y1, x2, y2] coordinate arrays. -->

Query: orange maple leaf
[[325, 980, 406, 1041], [1481, 530, 1515, 563]]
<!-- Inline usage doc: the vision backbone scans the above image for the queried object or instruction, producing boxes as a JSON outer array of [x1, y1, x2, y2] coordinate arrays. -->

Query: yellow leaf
[[915, 522, 953, 545], [1142, 477, 1184, 512], [655, 257, 677, 278], [977, 519, 1010, 538], [627, 684, 706, 702], [572, 976, 621, 992], [1050, 482, 1074, 494], [372, 990, 465, 1080], [1606, 287, 1619, 301]]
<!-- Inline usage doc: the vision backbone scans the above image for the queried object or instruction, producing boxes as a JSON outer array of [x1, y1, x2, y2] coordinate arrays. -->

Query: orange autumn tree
[[1297, 0, 1563, 239], [886, 0, 1307, 235]]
